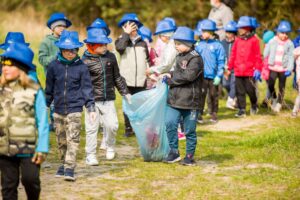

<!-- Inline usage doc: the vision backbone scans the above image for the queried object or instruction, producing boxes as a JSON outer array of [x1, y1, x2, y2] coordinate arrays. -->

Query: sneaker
[[250, 107, 259, 115], [178, 132, 186, 140], [55, 165, 64, 178], [209, 112, 218, 123], [271, 98, 278, 110], [197, 115, 204, 124], [163, 150, 181, 163], [226, 97, 236, 110], [64, 168, 75, 181], [291, 111, 297, 118], [100, 138, 107, 150], [106, 148, 115, 160], [273, 103, 282, 113], [124, 127, 134, 137], [86, 154, 99, 166], [181, 154, 195, 166], [235, 109, 246, 118]]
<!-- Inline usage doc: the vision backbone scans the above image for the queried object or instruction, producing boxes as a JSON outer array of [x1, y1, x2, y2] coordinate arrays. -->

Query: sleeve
[[253, 39, 263, 72], [228, 40, 237, 71], [151, 43, 177, 74], [35, 88, 50, 153], [45, 63, 54, 107], [115, 33, 131, 55], [81, 65, 95, 112], [112, 55, 129, 96], [263, 42, 271, 59], [287, 42, 295, 72], [169, 56, 204, 87], [38, 41, 57, 68], [216, 43, 226, 78]]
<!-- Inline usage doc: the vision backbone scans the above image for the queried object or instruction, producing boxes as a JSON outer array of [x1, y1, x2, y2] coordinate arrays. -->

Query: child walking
[[83, 28, 131, 164], [163, 27, 204, 166], [264, 20, 294, 112], [0, 43, 49, 200], [195, 19, 225, 123], [45, 30, 96, 181], [228, 16, 263, 117], [292, 46, 300, 117]]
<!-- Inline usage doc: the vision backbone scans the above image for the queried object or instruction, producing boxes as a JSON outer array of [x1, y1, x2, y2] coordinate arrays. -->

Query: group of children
[[0, 11, 299, 199]]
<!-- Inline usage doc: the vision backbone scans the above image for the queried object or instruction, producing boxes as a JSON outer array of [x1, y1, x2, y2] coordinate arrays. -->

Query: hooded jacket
[[38, 34, 59, 71]]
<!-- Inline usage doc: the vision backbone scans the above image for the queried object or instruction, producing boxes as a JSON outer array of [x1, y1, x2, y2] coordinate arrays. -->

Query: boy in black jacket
[[163, 27, 204, 166], [82, 28, 130, 164], [45, 30, 96, 181]]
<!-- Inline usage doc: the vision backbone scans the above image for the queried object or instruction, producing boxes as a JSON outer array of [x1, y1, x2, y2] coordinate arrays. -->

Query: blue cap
[[86, 18, 111, 36], [224, 21, 238, 32], [55, 30, 83, 49], [138, 26, 153, 43], [47, 12, 72, 29], [154, 20, 177, 35], [163, 17, 176, 27], [172, 26, 196, 44], [251, 17, 260, 29], [194, 20, 203, 36], [236, 16, 253, 28], [84, 28, 112, 44], [118, 13, 143, 28], [275, 20, 292, 33], [0, 32, 30, 50], [200, 19, 218, 31], [1, 43, 35, 71]]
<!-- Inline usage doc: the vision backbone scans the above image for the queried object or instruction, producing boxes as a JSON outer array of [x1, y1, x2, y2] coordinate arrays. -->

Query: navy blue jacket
[[45, 58, 95, 115]]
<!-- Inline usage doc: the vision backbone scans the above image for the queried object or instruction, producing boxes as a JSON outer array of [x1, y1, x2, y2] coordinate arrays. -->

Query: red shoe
[[178, 132, 186, 140]]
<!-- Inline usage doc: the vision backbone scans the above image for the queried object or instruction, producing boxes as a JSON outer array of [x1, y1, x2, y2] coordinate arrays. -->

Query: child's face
[[202, 31, 213, 40], [2, 65, 21, 82], [238, 28, 249, 36], [61, 49, 78, 61], [174, 41, 191, 53], [53, 25, 66, 37], [94, 44, 108, 55], [225, 32, 235, 41], [159, 35, 170, 43], [278, 32, 289, 41]]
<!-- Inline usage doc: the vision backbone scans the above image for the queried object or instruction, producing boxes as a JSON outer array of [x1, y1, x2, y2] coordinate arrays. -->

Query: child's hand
[[224, 70, 230, 80], [122, 22, 138, 34], [32, 152, 47, 165]]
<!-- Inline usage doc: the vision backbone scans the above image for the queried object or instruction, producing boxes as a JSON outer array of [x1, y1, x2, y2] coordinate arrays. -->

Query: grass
[[0, 9, 299, 200]]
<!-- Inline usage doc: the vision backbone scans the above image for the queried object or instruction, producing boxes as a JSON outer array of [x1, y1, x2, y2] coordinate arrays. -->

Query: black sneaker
[[55, 165, 64, 178], [124, 127, 134, 137], [235, 109, 246, 118], [209, 112, 218, 123], [64, 168, 75, 181], [163, 150, 181, 163], [181, 154, 195, 166], [250, 107, 259, 115]]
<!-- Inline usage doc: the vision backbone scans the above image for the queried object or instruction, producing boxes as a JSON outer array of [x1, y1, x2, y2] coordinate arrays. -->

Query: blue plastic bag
[[122, 82, 170, 161]]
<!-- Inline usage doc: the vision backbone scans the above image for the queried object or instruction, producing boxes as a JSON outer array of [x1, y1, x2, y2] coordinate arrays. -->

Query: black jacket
[[45, 58, 95, 115], [82, 51, 129, 101], [167, 49, 204, 110]]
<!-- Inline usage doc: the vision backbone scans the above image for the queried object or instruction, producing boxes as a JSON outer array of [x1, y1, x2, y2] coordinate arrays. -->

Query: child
[[221, 20, 237, 110], [115, 13, 150, 137], [163, 26, 204, 166], [228, 16, 263, 117], [0, 43, 49, 200], [82, 28, 131, 164], [45, 30, 96, 181], [264, 20, 294, 112], [195, 19, 225, 123], [39, 12, 72, 131], [292, 46, 300, 117]]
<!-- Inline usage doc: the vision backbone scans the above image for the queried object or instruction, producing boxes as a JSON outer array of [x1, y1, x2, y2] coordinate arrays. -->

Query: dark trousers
[[268, 70, 286, 104], [0, 156, 41, 200], [235, 76, 257, 110], [200, 78, 219, 114], [123, 86, 146, 130]]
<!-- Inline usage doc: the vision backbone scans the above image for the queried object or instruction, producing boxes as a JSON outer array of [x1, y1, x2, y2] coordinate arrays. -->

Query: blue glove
[[284, 70, 291, 77], [213, 76, 221, 85], [162, 76, 169, 84], [253, 70, 262, 82]]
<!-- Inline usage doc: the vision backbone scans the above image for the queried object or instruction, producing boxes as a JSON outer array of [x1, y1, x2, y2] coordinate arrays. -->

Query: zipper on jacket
[[64, 65, 68, 115], [99, 57, 106, 100], [133, 45, 138, 87]]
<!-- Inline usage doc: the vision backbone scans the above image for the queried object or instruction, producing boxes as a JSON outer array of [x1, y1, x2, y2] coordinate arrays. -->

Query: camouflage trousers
[[53, 112, 82, 169]]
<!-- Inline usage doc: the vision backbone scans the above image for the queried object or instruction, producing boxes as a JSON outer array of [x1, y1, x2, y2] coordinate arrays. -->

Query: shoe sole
[[165, 157, 181, 164], [178, 137, 186, 140], [64, 176, 76, 181], [86, 163, 99, 166], [55, 175, 64, 178]]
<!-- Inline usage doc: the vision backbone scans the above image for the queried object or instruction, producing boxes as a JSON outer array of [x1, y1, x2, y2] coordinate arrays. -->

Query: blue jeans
[[222, 71, 236, 99], [165, 106, 198, 155]]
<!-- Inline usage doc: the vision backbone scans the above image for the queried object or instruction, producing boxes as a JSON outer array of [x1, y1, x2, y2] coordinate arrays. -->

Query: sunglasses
[[62, 48, 79, 54], [1, 59, 13, 66]]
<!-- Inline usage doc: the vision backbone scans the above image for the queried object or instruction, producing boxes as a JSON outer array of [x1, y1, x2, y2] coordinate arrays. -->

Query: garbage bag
[[122, 81, 170, 161]]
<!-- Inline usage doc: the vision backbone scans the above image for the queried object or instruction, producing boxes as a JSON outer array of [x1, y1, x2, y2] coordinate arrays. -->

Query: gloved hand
[[32, 152, 47, 165], [125, 94, 132, 104], [89, 112, 97, 122], [213, 76, 221, 85], [284, 70, 291, 77], [253, 69, 262, 82]]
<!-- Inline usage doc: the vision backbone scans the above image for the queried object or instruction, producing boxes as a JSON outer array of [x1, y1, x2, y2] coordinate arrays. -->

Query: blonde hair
[[0, 69, 31, 88]]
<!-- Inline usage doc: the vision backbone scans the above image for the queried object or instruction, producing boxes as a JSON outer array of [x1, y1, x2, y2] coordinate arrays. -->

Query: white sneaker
[[99, 139, 107, 150], [86, 154, 99, 166], [271, 98, 278, 111], [106, 148, 115, 160], [274, 103, 282, 113], [226, 97, 235, 110]]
